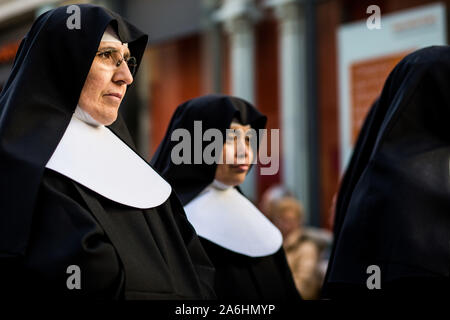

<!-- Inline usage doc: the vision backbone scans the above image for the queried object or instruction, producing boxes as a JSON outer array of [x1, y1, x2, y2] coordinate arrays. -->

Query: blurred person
[[323, 46, 450, 299], [151, 95, 301, 301], [0, 5, 215, 300], [259, 184, 293, 219], [271, 197, 321, 299]]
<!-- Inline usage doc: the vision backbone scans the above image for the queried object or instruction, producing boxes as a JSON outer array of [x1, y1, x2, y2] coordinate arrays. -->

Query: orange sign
[[350, 51, 411, 144]]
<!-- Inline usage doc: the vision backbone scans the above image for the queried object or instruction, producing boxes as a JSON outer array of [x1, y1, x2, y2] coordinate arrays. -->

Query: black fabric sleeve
[[1, 170, 124, 300]]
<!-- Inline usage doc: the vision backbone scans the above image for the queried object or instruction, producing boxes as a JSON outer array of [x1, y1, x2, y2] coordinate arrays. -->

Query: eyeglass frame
[[95, 48, 138, 77]]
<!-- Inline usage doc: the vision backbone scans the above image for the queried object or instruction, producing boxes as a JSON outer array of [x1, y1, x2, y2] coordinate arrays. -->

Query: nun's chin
[[102, 117, 117, 126], [94, 106, 119, 125], [102, 112, 119, 126]]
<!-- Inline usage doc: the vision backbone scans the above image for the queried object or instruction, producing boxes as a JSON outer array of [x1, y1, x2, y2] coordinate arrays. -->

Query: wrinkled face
[[78, 41, 133, 125], [215, 122, 254, 186]]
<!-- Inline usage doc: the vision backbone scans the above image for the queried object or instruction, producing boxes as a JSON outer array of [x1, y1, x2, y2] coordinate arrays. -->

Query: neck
[[212, 179, 233, 190], [74, 105, 103, 127]]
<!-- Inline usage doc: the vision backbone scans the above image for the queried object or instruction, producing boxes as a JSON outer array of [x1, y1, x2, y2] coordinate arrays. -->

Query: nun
[[151, 95, 301, 301], [323, 46, 450, 298], [0, 5, 215, 300]]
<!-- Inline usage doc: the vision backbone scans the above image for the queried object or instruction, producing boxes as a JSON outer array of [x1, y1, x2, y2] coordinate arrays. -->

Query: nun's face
[[215, 123, 253, 186], [78, 41, 133, 125]]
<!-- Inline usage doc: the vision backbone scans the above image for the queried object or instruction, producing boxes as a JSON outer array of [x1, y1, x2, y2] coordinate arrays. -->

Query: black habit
[[0, 4, 215, 300], [323, 46, 450, 299]]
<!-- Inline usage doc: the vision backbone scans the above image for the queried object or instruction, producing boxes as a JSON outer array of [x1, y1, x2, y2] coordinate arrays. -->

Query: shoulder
[[40, 169, 78, 197], [37, 169, 90, 213]]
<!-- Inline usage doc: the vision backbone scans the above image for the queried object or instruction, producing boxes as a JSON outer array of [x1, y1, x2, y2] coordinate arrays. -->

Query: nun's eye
[[96, 50, 114, 60], [96, 49, 122, 67], [226, 134, 237, 143]]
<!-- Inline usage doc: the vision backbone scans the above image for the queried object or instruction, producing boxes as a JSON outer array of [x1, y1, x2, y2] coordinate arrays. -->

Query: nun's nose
[[113, 60, 133, 85]]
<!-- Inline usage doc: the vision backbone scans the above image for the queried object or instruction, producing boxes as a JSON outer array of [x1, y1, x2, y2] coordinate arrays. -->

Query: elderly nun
[[0, 4, 215, 300]]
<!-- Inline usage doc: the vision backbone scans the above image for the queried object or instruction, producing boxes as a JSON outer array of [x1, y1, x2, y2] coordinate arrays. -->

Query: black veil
[[324, 46, 450, 296]]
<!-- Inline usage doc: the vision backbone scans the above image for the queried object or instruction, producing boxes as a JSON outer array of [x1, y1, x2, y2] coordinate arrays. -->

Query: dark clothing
[[2, 169, 215, 300], [201, 238, 300, 301], [323, 46, 450, 298]]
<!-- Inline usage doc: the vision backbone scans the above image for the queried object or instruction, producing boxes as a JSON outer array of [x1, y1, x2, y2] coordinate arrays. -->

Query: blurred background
[[0, 0, 447, 233]]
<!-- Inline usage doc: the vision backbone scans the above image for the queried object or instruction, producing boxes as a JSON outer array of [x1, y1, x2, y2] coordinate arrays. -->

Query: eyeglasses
[[96, 48, 137, 77]]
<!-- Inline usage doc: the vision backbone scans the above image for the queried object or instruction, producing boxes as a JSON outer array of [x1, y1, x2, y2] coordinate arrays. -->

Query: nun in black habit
[[0, 4, 215, 300], [323, 46, 450, 298], [151, 95, 301, 301]]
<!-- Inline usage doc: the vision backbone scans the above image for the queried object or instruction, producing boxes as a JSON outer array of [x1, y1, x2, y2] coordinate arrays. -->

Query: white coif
[[184, 186, 283, 257], [46, 116, 171, 209]]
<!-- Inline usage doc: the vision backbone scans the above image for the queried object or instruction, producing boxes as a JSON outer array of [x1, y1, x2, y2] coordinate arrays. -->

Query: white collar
[[45, 115, 171, 209], [183, 185, 283, 257], [211, 179, 232, 190]]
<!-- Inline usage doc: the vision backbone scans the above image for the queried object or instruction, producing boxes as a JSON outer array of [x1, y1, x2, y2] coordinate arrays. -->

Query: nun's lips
[[229, 164, 250, 172], [104, 92, 123, 100]]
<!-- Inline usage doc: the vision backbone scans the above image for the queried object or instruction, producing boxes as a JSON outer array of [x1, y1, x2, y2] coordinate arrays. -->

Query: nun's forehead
[[101, 25, 128, 46]]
